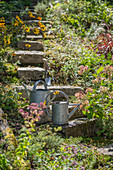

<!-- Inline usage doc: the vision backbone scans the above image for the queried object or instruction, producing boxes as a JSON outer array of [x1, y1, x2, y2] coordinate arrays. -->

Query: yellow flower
[[7, 37, 10, 45], [25, 27, 30, 32], [14, 22, 18, 26], [0, 17, 5, 23], [15, 17, 23, 25], [19, 20, 24, 24], [14, 20, 19, 26], [53, 91, 59, 95], [43, 33, 46, 38], [0, 23, 5, 28], [16, 15, 20, 21], [37, 17, 42, 20], [44, 101, 46, 105], [41, 24, 46, 31], [42, 28, 46, 31], [38, 21, 42, 27], [30, 14, 35, 18], [28, 11, 32, 15], [25, 44, 31, 48], [33, 28, 39, 34], [28, 11, 35, 18]]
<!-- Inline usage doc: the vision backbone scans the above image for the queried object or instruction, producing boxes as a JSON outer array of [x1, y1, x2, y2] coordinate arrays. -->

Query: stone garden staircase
[[11, 1, 96, 137], [13, 5, 82, 102]]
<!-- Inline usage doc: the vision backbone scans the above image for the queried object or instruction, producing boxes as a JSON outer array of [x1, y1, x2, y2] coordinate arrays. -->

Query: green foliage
[[47, 0, 113, 35], [0, 85, 21, 112], [34, 1, 48, 17], [0, 154, 11, 170], [0, 47, 19, 83], [1, 124, 113, 169]]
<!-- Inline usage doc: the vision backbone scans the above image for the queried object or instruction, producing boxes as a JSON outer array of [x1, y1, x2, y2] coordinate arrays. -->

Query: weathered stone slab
[[24, 35, 54, 40], [48, 86, 82, 96], [13, 50, 44, 64], [98, 143, 113, 156], [17, 67, 45, 81], [62, 118, 97, 137], [17, 41, 44, 51], [25, 20, 51, 26], [13, 85, 82, 99], [25, 35, 43, 40]]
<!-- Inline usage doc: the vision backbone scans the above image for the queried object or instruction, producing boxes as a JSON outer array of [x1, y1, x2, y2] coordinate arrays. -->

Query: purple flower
[[62, 155, 66, 160], [65, 146, 68, 149], [74, 150, 77, 154], [72, 161, 78, 166]]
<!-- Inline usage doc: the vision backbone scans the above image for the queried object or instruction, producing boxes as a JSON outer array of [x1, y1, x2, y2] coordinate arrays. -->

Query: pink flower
[[28, 105, 38, 110], [19, 109, 24, 112], [86, 88, 93, 93], [78, 65, 89, 75], [30, 103, 38, 106], [39, 110, 44, 115], [112, 55, 113, 61], [84, 65, 88, 70], [100, 86, 108, 92], [92, 78, 99, 84], [108, 91, 113, 99], [84, 100, 89, 105]]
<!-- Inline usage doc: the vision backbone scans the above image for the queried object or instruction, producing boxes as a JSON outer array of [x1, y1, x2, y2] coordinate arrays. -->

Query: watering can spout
[[68, 103, 82, 119]]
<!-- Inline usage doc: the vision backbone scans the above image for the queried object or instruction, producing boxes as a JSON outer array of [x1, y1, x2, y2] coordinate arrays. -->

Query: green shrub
[[34, 2, 48, 17]]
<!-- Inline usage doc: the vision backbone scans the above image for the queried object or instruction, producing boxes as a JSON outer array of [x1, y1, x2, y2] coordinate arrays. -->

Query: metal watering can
[[44, 90, 82, 125], [23, 80, 50, 104]]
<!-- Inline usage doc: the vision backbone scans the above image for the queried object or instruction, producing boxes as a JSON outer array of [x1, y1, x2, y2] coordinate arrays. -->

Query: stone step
[[17, 67, 45, 81], [21, 35, 54, 40], [25, 20, 51, 26], [13, 50, 44, 65], [14, 85, 82, 98], [62, 118, 97, 137], [17, 41, 44, 51]]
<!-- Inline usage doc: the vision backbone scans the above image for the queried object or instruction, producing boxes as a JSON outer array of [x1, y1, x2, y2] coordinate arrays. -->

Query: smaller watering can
[[23, 80, 50, 104], [44, 90, 82, 125]]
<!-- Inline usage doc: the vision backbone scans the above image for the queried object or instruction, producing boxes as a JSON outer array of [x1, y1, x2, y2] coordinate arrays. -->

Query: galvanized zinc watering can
[[44, 90, 82, 125], [23, 80, 50, 104]]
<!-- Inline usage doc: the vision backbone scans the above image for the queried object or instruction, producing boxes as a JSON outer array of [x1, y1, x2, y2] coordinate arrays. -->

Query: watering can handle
[[33, 80, 47, 91], [44, 90, 69, 118]]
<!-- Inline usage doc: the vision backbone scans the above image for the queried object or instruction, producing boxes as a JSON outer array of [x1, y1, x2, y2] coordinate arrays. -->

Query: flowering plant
[[19, 103, 45, 129], [75, 65, 113, 120]]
